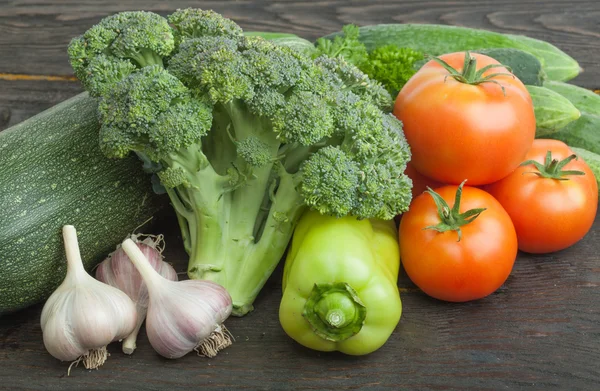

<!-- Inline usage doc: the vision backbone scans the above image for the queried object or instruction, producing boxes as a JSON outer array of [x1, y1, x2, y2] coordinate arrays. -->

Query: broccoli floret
[[314, 55, 392, 110], [67, 11, 174, 96], [236, 136, 273, 167], [168, 8, 243, 45], [272, 90, 335, 145], [98, 65, 212, 162], [299, 146, 359, 216], [70, 9, 412, 316]]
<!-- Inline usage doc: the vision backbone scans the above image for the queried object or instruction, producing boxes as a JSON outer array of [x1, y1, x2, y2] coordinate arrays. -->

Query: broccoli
[[68, 11, 175, 96], [68, 9, 413, 316]]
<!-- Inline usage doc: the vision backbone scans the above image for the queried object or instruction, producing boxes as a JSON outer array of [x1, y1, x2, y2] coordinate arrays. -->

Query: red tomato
[[393, 52, 536, 186], [405, 161, 444, 200], [485, 139, 598, 253], [399, 184, 517, 302]]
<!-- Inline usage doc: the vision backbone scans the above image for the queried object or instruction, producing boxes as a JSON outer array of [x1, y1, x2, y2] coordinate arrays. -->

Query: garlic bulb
[[121, 238, 233, 359], [96, 234, 178, 355], [41, 225, 137, 374]]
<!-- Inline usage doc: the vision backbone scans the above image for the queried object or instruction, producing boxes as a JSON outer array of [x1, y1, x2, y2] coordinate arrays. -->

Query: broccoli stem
[[225, 101, 282, 240], [129, 49, 165, 68], [169, 101, 304, 316], [186, 165, 305, 316], [226, 169, 305, 315], [165, 187, 192, 253]]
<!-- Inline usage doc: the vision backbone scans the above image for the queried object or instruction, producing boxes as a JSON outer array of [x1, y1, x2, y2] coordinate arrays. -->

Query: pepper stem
[[520, 150, 585, 180], [302, 282, 367, 342], [423, 181, 486, 242], [430, 51, 514, 95]]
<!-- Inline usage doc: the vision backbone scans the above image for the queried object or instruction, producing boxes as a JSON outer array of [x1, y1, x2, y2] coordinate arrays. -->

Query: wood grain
[[0, 0, 598, 87], [0, 79, 82, 130]]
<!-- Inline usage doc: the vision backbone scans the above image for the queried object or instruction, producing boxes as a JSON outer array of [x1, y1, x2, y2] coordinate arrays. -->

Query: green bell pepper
[[279, 210, 402, 355]]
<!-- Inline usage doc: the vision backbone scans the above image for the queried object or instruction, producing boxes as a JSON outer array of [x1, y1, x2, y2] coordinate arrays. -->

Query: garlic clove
[[42, 298, 86, 361], [121, 239, 234, 359], [70, 278, 138, 348], [95, 234, 178, 355], [145, 280, 233, 359], [41, 226, 138, 373]]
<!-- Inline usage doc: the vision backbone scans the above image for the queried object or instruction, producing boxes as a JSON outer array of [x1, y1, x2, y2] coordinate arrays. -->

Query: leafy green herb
[[360, 45, 424, 97], [314, 24, 368, 66], [315, 25, 425, 97]]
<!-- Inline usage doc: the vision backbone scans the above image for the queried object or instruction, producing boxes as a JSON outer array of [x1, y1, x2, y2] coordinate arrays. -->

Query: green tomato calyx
[[520, 150, 585, 180], [423, 180, 486, 242], [430, 51, 514, 95], [303, 282, 367, 342]]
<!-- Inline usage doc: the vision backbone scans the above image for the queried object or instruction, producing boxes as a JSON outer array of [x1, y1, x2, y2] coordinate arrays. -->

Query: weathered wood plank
[[0, 0, 598, 87], [0, 79, 82, 130]]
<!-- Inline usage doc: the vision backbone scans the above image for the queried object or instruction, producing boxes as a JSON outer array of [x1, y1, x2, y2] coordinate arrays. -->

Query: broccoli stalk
[[69, 9, 413, 316], [175, 165, 305, 316]]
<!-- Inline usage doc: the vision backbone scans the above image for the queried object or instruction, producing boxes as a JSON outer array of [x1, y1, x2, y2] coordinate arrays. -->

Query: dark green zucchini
[[0, 93, 166, 314], [474, 48, 545, 86]]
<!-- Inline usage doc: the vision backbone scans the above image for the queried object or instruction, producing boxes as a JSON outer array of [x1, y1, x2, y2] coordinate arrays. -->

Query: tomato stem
[[520, 151, 585, 180], [431, 51, 514, 95], [423, 181, 486, 241]]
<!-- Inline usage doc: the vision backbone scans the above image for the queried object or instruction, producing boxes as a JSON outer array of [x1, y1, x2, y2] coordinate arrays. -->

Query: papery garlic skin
[[95, 235, 178, 354], [40, 226, 137, 366], [146, 280, 232, 359], [122, 239, 233, 359]]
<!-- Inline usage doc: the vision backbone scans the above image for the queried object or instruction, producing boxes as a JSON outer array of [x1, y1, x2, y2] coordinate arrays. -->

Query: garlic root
[[67, 347, 110, 376], [195, 324, 235, 358]]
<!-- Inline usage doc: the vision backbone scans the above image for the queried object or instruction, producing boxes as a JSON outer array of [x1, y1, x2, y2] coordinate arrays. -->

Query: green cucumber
[[527, 85, 580, 137], [544, 81, 600, 115], [474, 48, 545, 86], [541, 82, 600, 157], [570, 147, 600, 189], [323, 24, 580, 82], [552, 113, 600, 155], [0, 93, 166, 314]]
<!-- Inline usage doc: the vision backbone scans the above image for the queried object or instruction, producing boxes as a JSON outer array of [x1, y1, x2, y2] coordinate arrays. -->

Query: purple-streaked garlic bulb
[[121, 238, 233, 359], [41, 226, 137, 374], [96, 234, 178, 354]]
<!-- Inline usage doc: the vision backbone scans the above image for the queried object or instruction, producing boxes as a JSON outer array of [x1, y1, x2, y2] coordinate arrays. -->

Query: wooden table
[[1, 1, 599, 389]]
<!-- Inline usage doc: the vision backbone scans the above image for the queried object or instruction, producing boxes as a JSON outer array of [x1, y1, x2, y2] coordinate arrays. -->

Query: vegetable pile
[[0, 7, 598, 371]]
